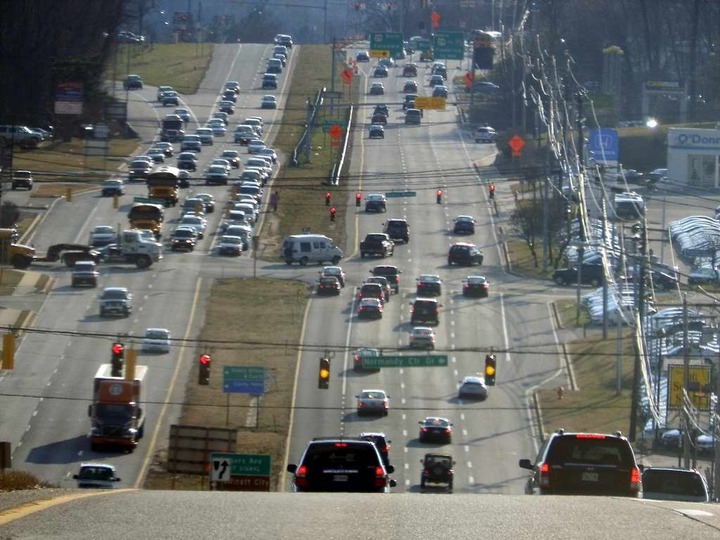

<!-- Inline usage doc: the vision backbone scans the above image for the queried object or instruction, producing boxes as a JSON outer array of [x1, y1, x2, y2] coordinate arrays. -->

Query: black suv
[[410, 298, 440, 325], [448, 243, 483, 266], [359, 432, 391, 466], [287, 438, 395, 492], [519, 429, 641, 497], [384, 219, 410, 243], [420, 453, 454, 492], [552, 264, 604, 287], [416, 274, 442, 297], [371, 265, 401, 293]]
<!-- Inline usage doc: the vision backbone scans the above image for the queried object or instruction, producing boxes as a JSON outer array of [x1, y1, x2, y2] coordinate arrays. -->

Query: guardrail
[[329, 105, 354, 186], [291, 87, 326, 167]]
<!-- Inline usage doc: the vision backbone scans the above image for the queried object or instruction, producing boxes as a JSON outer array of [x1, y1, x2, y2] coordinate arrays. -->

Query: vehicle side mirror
[[114, 477, 122, 482], [518, 459, 534, 470], [386, 465, 395, 474], [73, 474, 79, 480], [389, 479, 397, 488], [286, 464, 297, 473]]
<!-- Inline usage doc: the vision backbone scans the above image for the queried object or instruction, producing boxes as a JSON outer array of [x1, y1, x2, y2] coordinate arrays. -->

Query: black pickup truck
[[360, 233, 394, 258]]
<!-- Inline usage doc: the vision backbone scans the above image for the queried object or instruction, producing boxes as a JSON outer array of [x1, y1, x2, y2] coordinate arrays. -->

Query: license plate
[[333, 475, 348, 482], [581, 472, 599, 482]]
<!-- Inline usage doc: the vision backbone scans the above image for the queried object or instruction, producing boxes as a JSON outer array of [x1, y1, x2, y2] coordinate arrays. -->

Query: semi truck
[[0, 228, 100, 269], [0, 228, 162, 270], [88, 363, 147, 451], [128, 202, 165, 239]]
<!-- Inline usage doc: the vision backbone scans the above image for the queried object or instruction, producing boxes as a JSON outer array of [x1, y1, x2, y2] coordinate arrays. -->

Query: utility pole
[[602, 198, 608, 338], [683, 294, 692, 469], [628, 221, 647, 442]]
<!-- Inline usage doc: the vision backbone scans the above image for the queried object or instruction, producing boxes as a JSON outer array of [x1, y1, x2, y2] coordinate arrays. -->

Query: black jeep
[[420, 453, 454, 492]]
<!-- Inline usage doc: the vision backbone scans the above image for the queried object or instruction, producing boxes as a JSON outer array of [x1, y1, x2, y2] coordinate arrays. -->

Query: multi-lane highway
[[0, 43, 290, 488], [286, 53, 567, 493]]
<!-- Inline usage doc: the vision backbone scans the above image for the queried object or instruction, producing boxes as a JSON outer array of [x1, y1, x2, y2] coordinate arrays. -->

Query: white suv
[[475, 126, 497, 143]]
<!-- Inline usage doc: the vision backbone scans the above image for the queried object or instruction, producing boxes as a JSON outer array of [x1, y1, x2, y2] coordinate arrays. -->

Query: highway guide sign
[[210, 453, 271, 492], [433, 31, 464, 60], [223, 366, 265, 394], [370, 32, 404, 58]]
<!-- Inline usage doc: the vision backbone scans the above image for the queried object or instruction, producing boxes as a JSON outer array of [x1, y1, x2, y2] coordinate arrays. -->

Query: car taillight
[[539, 462, 550, 487], [354, 355, 360, 364], [374, 466, 387, 488], [295, 464, 307, 488], [358, 402, 364, 407], [421, 427, 428, 433], [630, 466, 641, 492]]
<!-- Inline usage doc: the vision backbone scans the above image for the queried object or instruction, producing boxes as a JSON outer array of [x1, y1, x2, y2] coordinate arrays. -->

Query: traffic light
[[111, 342, 124, 377], [318, 357, 330, 389], [484, 354, 496, 386], [198, 354, 211, 385]]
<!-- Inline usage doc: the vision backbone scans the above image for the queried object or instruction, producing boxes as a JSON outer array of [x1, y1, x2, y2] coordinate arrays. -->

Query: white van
[[282, 234, 342, 266]]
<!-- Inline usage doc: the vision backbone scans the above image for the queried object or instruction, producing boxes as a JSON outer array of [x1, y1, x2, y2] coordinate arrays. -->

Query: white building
[[668, 128, 720, 188]]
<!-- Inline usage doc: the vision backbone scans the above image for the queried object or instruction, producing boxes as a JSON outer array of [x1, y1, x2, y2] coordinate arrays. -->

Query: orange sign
[[340, 68, 353, 84], [508, 134, 525, 157], [328, 124, 343, 139]]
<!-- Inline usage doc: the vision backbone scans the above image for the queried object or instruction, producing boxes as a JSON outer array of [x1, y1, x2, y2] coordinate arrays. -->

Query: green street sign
[[360, 355, 448, 368], [224, 366, 265, 380], [414, 38, 432, 52], [385, 191, 417, 198], [370, 32, 404, 58], [433, 31, 465, 60], [210, 453, 271, 477]]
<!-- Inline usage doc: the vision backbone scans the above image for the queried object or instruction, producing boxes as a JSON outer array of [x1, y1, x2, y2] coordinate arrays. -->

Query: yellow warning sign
[[370, 50, 390, 58], [414, 96, 446, 110], [667, 364, 712, 410]]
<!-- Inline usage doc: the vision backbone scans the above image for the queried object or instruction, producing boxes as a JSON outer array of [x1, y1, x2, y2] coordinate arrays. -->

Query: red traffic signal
[[111, 342, 124, 357], [198, 354, 211, 385]]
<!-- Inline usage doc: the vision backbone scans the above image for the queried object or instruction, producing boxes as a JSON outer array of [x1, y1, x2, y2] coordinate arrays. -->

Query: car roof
[[461, 376, 485, 384], [418, 274, 441, 282]]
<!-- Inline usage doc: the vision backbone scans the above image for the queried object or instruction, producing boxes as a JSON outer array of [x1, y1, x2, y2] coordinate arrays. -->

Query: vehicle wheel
[[361, 252, 366, 258], [285, 259, 293, 265], [135, 256, 151, 269], [554, 276, 566, 286], [447, 258, 453, 266], [331, 256, 341, 265], [11, 254, 32, 269], [299, 257, 308, 266], [420, 479, 425, 488], [138, 423, 145, 439]]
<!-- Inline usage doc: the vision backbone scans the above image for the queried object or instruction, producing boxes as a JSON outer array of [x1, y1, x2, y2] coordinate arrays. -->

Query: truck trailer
[[88, 364, 147, 451]]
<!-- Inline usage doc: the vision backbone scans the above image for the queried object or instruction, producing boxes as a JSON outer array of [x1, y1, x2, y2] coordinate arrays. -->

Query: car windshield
[[145, 330, 168, 340], [79, 467, 115, 481], [101, 290, 127, 299], [547, 436, 634, 466]]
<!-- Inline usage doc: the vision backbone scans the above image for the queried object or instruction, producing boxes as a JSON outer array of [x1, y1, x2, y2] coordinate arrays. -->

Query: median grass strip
[[143, 278, 307, 491], [259, 45, 352, 259]]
